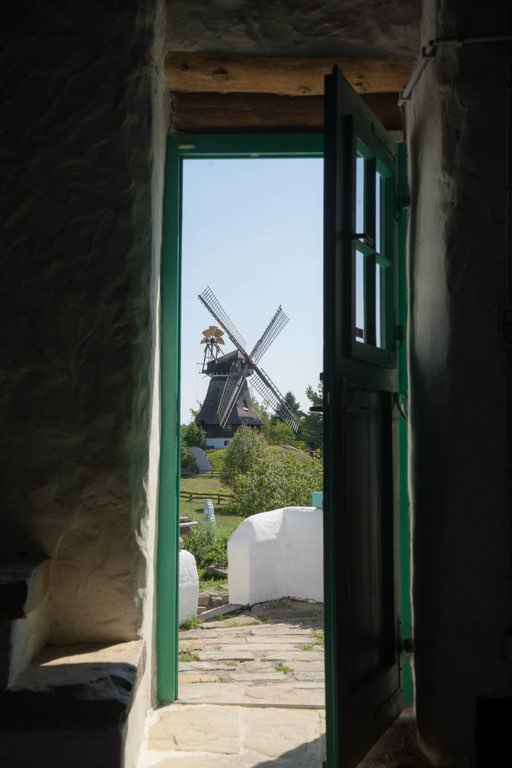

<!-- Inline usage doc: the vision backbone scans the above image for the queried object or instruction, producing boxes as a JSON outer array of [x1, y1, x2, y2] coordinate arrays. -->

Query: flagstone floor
[[137, 598, 431, 768]]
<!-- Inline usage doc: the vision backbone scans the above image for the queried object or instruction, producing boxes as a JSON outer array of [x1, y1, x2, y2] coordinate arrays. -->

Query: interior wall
[[0, 0, 165, 645], [166, 0, 420, 57], [407, 0, 511, 764]]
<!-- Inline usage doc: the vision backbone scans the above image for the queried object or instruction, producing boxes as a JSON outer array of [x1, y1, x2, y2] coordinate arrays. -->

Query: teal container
[[312, 491, 324, 508]]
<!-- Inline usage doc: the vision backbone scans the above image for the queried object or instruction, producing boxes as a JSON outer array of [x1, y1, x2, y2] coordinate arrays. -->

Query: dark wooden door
[[323, 67, 403, 768]]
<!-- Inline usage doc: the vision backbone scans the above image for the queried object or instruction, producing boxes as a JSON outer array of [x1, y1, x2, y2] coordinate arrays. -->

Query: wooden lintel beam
[[171, 93, 403, 134], [165, 53, 414, 96]]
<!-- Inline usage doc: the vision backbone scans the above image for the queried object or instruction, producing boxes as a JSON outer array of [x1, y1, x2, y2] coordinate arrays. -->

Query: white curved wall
[[228, 506, 323, 605], [179, 549, 199, 625]]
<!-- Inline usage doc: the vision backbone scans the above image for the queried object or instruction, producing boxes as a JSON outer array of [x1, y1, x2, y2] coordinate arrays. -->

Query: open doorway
[[176, 139, 326, 761], [156, 121, 412, 766]]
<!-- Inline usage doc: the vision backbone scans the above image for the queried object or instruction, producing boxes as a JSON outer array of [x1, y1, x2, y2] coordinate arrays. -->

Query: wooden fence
[[179, 490, 233, 506]]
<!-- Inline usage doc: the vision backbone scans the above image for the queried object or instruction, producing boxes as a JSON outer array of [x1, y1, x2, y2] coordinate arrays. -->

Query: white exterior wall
[[228, 506, 323, 605], [205, 437, 232, 449], [178, 550, 199, 625]]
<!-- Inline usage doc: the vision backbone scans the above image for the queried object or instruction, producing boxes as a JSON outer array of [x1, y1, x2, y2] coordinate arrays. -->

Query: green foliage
[[181, 441, 195, 468], [219, 616, 263, 627], [301, 629, 324, 650], [254, 394, 302, 446], [221, 425, 269, 485], [184, 521, 232, 568], [301, 383, 323, 453], [264, 419, 298, 446], [283, 391, 304, 419], [198, 575, 228, 593], [253, 388, 321, 451], [182, 422, 207, 449], [179, 646, 200, 658], [231, 449, 323, 518], [275, 662, 293, 675]]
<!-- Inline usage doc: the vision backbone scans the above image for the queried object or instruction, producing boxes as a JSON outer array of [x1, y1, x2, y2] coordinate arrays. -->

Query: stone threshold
[[177, 699, 325, 709]]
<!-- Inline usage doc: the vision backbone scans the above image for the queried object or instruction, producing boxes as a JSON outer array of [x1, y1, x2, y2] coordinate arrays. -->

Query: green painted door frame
[[156, 130, 412, 722], [156, 133, 323, 703]]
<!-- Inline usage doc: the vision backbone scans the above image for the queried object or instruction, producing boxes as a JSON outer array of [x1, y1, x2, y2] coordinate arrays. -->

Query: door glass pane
[[356, 156, 365, 236], [376, 264, 382, 348], [375, 173, 382, 254], [356, 248, 365, 342]]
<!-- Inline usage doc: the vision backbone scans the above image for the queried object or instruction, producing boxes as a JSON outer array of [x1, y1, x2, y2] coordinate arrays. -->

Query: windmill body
[[194, 287, 300, 448], [196, 351, 263, 447]]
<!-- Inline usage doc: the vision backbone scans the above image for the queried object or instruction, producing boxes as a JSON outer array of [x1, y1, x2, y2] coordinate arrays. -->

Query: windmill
[[195, 286, 300, 446]]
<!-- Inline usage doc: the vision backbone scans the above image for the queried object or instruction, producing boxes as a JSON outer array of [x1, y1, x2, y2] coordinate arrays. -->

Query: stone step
[[0, 640, 144, 768], [0, 558, 50, 688]]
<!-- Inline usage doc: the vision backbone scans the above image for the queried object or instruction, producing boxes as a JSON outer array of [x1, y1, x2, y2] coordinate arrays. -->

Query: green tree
[[301, 383, 323, 453], [181, 441, 195, 468], [264, 420, 298, 446], [231, 449, 323, 518], [253, 393, 302, 446], [182, 422, 207, 449], [221, 425, 269, 485], [283, 391, 304, 419]]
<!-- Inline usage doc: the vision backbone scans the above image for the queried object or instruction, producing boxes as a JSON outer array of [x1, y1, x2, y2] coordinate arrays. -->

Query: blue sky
[[180, 157, 323, 423]]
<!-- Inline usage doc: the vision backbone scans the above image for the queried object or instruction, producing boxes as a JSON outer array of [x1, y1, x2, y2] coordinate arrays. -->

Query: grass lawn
[[180, 475, 230, 495], [181, 503, 241, 531], [180, 447, 239, 529]]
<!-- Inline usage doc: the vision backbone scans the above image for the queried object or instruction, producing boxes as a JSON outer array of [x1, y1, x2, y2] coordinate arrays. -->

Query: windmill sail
[[198, 287, 247, 354], [217, 358, 246, 428], [250, 305, 289, 364], [250, 365, 301, 433]]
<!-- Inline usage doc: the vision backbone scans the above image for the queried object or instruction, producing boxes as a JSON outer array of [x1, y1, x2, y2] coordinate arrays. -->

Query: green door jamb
[[156, 132, 323, 703], [157, 139, 182, 703]]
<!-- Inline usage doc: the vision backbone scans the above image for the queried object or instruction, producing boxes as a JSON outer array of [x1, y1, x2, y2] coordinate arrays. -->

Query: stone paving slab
[[242, 707, 325, 758], [196, 649, 258, 661], [137, 599, 326, 768], [178, 681, 325, 707], [147, 705, 240, 754], [142, 705, 325, 767]]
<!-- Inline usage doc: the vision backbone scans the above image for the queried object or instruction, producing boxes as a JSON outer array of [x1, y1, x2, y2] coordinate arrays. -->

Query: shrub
[[221, 425, 269, 485], [184, 521, 232, 569], [231, 450, 323, 518], [182, 422, 207, 449], [181, 442, 195, 468]]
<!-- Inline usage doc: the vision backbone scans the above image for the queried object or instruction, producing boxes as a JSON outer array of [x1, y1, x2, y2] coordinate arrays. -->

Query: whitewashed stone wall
[[178, 550, 199, 625], [228, 507, 323, 605], [0, 0, 165, 646]]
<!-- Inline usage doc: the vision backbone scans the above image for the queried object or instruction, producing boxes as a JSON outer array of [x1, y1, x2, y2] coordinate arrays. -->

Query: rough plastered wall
[[166, 0, 421, 58], [0, 0, 166, 645], [407, 0, 511, 764]]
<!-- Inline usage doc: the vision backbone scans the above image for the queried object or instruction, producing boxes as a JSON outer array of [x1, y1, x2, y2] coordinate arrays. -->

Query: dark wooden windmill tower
[[195, 287, 300, 447]]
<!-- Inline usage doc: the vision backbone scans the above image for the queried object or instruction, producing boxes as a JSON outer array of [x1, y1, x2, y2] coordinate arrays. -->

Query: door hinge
[[398, 193, 410, 210], [393, 392, 408, 421], [398, 618, 414, 656]]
